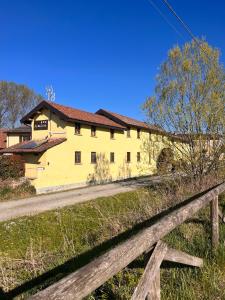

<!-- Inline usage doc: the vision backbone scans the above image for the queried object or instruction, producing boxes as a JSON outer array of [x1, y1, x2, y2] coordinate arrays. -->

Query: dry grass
[[0, 174, 224, 299]]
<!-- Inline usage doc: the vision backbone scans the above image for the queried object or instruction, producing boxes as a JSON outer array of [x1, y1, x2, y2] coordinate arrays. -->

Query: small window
[[110, 129, 115, 139], [91, 126, 96, 137], [75, 151, 81, 164], [127, 152, 131, 163], [137, 152, 141, 162], [91, 152, 97, 163], [75, 123, 81, 135], [110, 152, 115, 163], [20, 135, 30, 143], [127, 128, 131, 138], [137, 129, 140, 139], [149, 132, 152, 141]]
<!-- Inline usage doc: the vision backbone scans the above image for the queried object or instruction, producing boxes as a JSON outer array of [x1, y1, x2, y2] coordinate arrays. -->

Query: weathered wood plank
[[131, 241, 167, 300], [29, 182, 225, 300], [211, 195, 219, 251], [146, 269, 160, 300], [164, 247, 203, 267]]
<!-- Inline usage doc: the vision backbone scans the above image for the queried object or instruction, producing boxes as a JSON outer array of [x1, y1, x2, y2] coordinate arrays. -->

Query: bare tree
[[143, 39, 225, 180], [0, 81, 43, 128], [0, 82, 8, 127]]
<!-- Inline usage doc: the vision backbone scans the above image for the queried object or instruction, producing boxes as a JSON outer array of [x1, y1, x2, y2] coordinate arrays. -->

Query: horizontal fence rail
[[28, 181, 225, 300]]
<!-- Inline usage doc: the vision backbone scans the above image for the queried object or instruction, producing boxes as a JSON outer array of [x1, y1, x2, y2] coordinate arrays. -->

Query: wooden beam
[[211, 195, 219, 251], [29, 182, 225, 300], [131, 241, 167, 300], [164, 247, 203, 267], [146, 269, 160, 300]]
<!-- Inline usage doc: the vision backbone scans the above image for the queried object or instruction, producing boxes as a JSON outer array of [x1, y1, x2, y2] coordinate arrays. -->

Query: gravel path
[[0, 176, 163, 222]]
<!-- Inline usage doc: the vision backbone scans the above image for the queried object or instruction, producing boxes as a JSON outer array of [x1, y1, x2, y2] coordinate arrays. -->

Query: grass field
[[0, 179, 225, 299]]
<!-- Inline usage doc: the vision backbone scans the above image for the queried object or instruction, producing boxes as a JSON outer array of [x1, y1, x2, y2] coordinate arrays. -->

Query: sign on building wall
[[34, 120, 48, 130]]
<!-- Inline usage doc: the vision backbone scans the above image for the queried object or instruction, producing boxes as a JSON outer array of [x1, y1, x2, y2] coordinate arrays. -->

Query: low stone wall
[[0, 177, 29, 189]]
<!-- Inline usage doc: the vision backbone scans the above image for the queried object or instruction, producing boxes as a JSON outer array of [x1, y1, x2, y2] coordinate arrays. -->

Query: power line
[[161, 0, 197, 41], [161, 0, 212, 60], [147, 0, 185, 40]]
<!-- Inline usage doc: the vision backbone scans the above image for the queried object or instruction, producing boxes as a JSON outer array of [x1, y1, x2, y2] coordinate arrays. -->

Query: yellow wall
[[32, 109, 66, 140], [24, 109, 170, 193], [7, 135, 20, 147]]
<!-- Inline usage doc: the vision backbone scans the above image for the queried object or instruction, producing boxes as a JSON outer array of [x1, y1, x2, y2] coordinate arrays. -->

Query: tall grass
[[0, 175, 224, 299]]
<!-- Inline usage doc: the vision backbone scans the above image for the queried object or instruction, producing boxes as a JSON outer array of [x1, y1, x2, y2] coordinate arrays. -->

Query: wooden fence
[[18, 182, 225, 299]]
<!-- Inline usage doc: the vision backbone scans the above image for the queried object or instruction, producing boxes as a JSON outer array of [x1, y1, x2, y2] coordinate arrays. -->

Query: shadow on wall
[[87, 153, 112, 185], [118, 159, 131, 179], [138, 136, 158, 175], [87, 154, 132, 185]]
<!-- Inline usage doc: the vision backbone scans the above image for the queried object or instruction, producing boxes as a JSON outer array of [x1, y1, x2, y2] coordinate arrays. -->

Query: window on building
[[137, 152, 141, 162], [110, 152, 115, 163], [75, 151, 81, 164], [75, 123, 81, 135], [149, 132, 152, 141], [127, 128, 131, 138], [127, 152, 131, 163], [110, 129, 115, 139], [91, 152, 97, 163], [91, 126, 96, 137], [137, 129, 140, 139], [20, 135, 31, 143]]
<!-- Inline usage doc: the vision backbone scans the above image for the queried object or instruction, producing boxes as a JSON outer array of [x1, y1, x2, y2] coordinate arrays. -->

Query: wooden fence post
[[211, 195, 219, 251], [29, 183, 225, 300], [146, 270, 160, 300], [131, 241, 167, 300]]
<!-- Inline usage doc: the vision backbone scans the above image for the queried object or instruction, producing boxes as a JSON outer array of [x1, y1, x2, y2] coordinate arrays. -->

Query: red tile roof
[[21, 101, 125, 130], [0, 129, 7, 149], [0, 138, 66, 154], [96, 109, 165, 133], [6, 126, 31, 134]]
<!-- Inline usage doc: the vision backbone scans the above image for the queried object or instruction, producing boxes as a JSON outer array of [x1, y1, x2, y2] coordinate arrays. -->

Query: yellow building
[[0, 100, 173, 194], [0, 126, 31, 149]]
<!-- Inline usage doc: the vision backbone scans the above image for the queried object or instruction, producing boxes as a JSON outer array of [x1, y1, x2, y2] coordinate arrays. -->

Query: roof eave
[[0, 138, 67, 154], [66, 118, 125, 131], [20, 101, 68, 124], [21, 102, 125, 131]]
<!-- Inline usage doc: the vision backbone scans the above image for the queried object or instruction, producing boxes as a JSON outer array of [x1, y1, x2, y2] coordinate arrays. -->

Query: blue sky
[[0, 0, 224, 121]]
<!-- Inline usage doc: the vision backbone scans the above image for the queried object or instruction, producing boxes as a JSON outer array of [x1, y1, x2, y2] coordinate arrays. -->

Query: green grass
[[0, 182, 225, 299]]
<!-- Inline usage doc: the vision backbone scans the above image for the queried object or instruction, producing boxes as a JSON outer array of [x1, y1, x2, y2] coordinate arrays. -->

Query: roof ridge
[[46, 100, 100, 117], [100, 108, 147, 124], [21, 100, 125, 130]]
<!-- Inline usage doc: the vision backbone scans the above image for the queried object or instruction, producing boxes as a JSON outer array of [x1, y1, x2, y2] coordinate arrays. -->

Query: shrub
[[0, 154, 25, 180], [157, 148, 174, 174], [0, 182, 36, 201]]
